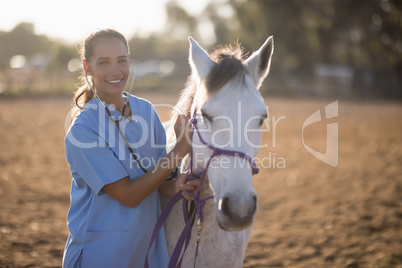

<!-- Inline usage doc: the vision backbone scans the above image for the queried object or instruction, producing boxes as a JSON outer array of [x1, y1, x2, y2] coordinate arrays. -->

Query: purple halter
[[189, 113, 260, 177], [145, 110, 259, 268]]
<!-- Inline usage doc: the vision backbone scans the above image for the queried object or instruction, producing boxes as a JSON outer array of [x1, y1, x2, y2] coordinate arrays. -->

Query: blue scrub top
[[63, 94, 169, 268]]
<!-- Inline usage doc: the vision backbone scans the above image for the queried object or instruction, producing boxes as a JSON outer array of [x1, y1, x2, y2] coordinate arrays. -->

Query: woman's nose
[[110, 63, 122, 74]]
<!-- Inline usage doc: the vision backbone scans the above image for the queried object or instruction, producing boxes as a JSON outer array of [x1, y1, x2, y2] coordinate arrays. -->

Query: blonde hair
[[71, 29, 130, 119]]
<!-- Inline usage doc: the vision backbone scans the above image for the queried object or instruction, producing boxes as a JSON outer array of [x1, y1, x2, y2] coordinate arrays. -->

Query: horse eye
[[201, 110, 213, 122]]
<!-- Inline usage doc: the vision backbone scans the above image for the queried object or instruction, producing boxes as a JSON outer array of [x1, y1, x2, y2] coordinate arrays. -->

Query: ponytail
[[70, 74, 95, 120]]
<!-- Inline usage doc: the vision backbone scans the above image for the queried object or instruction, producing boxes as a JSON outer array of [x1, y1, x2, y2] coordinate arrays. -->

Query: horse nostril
[[251, 195, 257, 215], [221, 196, 231, 217], [219, 195, 257, 219]]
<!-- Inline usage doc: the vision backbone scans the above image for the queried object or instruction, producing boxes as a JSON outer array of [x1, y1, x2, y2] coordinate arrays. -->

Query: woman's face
[[86, 37, 130, 99]]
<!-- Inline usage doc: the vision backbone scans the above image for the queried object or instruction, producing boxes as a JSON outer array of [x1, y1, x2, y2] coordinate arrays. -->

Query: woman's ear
[[83, 59, 90, 75]]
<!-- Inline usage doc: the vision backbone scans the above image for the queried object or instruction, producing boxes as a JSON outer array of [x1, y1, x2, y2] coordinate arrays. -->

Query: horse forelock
[[207, 42, 246, 93], [174, 41, 247, 117]]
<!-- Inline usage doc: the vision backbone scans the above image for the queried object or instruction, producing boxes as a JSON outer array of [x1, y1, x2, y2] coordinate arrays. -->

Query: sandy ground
[[0, 93, 401, 268]]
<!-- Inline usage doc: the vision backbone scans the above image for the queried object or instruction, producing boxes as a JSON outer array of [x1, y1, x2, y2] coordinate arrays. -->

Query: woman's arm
[[158, 171, 200, 200], [102, 115, 194, 207]]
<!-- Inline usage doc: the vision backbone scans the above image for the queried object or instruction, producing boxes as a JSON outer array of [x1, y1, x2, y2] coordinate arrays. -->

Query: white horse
[[162, 36, 274, 267]]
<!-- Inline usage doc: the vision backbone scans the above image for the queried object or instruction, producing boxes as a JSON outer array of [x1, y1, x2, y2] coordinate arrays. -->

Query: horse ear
[[245, 36, 274, 89], [188, 37, 215, 80]]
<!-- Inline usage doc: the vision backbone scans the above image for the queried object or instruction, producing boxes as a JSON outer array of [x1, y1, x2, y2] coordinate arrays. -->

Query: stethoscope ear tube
[[124, 66, 136, 95]]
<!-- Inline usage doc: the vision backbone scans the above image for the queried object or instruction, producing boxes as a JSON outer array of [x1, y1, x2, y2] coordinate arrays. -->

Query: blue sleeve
[[65, 123, 129, 195]]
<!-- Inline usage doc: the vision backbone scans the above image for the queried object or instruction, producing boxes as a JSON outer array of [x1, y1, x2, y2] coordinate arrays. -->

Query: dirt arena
[[0, 93, 401, 268]]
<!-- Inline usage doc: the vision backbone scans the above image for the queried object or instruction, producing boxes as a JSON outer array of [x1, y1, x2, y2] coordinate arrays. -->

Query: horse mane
[[174, 41, 246, 117]]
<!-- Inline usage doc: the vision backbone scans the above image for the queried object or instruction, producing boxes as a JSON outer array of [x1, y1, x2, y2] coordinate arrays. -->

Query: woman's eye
[[99, 61, 108, 65]]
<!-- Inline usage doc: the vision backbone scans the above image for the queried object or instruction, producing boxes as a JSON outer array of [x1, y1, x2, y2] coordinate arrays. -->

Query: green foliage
[[0, 23, 55, 69], [163, 0, 402, 98], [211, 0, 402, 71], [48, 44, 77, 72]]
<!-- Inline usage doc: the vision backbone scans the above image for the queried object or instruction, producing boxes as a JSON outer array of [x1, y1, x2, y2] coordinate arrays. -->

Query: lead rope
[[144, 113, 202, 268], [165, 114, 214, 268]]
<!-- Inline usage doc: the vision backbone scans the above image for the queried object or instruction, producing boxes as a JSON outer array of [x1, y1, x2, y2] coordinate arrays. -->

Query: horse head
[[186, 36, 274, 231]]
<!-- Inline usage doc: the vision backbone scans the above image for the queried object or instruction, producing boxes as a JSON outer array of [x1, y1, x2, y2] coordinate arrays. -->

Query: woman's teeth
[[108, 79, 122, 84]]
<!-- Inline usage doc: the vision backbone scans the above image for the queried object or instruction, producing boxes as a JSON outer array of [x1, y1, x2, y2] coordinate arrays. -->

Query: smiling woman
[[62, 28, 198, 268]]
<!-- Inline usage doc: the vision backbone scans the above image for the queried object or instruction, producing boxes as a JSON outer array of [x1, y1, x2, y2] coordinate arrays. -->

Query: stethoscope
[[83, 66, 148, 173]]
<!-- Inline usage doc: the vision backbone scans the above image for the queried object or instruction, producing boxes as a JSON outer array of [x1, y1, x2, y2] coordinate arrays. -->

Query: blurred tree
[[218, 0, 402, 97], [127, 35, 189, 75], [203, 1, 236, 45], [0, 22, 53, 68], [48, 44, 77, 73], [316, 0, 402, 69], [165, 0, 198, 40], [129, 36, 169, 60], [223, 0, 402, 67], [127, 34, 190, 92]]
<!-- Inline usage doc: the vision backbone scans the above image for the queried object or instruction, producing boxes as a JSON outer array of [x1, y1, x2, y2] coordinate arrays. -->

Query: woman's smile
[[107, 78, 124, 85], [105, 77, 125, 88]]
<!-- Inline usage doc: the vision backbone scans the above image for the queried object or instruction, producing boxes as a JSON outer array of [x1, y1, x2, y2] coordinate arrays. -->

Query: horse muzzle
[[217, 194, 257, 231]]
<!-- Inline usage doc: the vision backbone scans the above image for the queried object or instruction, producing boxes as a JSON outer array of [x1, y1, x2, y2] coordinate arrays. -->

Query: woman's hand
[[173, 114, 192, 158], [176, 171, 201, 201]]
